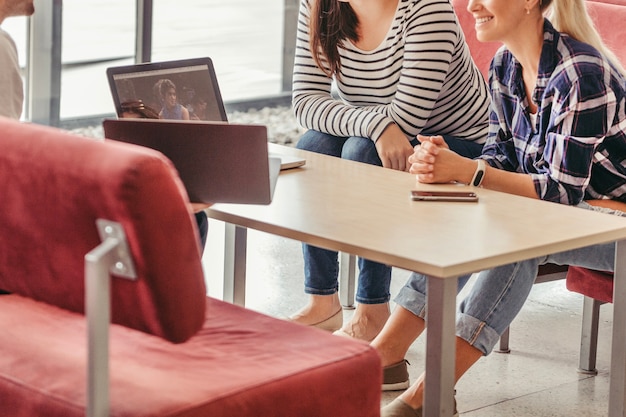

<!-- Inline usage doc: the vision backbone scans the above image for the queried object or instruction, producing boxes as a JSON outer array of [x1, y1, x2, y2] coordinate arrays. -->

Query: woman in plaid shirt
[[373, 0, 626, 415]]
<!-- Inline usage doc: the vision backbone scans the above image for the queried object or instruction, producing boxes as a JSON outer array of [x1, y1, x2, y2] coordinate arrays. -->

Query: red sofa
[[0, 117, 381, 417], [451, 0, 626, 372]]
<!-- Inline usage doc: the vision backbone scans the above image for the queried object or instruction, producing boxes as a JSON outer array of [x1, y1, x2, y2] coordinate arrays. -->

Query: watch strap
[[471, 159, 486, 187]]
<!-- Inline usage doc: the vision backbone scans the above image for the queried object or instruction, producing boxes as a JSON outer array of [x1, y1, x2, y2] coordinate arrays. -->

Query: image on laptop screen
[[106, 57, 228, 122]]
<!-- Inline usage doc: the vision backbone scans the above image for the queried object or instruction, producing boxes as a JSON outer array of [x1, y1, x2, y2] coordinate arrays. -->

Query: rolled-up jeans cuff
[[456, 312, 501, 356], [393, 285, 427, 319], [356, 295, 391, 304]]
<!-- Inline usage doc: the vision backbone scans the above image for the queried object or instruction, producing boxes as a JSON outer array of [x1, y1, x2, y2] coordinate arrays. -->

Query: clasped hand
[[409, 135, 460, 183]]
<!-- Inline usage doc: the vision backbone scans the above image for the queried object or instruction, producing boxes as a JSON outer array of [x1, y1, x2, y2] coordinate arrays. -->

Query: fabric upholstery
[[588, 0, 626, 9], [0, 294, 381, 417], [566, 267, 613, 303], [587, 1, 626, 66], [0, 117, 206, 342], [0, 117, 381, 417]]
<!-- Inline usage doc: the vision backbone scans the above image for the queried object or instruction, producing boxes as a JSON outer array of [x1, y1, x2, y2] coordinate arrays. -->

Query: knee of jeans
[[296, 130, 345, 157], [295, 130, 322, 150], [341, 136, 381, 165]]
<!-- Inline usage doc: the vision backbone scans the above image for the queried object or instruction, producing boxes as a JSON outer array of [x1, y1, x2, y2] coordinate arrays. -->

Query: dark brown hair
[[309, 0, 359, 77]]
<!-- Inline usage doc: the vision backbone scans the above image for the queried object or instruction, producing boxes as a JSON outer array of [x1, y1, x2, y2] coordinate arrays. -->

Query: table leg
[[339, 252, 356, 309], [222, 223, 248, 306], [609, 239, 626, 416], [423, 276, 458, 417]]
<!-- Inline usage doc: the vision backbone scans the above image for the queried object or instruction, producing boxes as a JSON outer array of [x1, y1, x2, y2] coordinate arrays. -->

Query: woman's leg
[[373, 272, 473, 363], [380, 258, 558, 412], [338, 256, 393, 341], [194, 211, 208, 251], [334, 136, 394, 340], [289, 244, 343, 328], [383, 241, 616, 412], [290, 131, 347, 329], [459, 241, 616, 354], [371, 305, 425, 367], [385, 338, 481, 414]]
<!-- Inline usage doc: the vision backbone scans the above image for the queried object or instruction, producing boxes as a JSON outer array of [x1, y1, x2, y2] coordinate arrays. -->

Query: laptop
[[102, 118, 281, 205], [106, 57, 305, 170]]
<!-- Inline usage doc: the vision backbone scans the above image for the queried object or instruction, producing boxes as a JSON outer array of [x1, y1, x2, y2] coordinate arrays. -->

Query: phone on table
[[410, 190, 478, 202]]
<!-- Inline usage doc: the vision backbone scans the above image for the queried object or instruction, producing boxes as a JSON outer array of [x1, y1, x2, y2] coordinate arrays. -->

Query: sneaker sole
[[382, 380, 410, 391]]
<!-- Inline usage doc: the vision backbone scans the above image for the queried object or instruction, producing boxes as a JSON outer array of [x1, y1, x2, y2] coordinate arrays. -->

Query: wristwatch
[[471, 159, 486, 187]]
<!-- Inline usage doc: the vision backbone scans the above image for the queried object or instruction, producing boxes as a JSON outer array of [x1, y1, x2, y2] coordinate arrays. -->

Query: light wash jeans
[[395, 202, 626, 355], [296, 129, 483, 304]]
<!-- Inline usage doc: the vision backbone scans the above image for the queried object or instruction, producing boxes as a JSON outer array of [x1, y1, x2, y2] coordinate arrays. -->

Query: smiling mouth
[[475, 16, 493, 24]]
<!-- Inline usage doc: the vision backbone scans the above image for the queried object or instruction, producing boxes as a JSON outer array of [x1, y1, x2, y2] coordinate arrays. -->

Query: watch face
[[473, 170, 484, 187]]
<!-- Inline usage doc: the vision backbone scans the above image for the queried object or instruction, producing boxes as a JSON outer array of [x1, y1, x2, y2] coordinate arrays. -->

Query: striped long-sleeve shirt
[[291, 0, 490, 143]]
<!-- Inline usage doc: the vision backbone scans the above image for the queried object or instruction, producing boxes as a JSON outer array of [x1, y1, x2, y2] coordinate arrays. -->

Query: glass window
[[59, 0, 284, 121]]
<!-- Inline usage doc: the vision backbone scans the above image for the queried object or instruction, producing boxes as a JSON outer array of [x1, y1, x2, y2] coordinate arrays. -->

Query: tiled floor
[[202, 222, 614, 416]]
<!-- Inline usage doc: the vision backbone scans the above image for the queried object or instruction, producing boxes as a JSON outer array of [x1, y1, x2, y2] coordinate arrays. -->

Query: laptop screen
[[106, 57, 228, 122]]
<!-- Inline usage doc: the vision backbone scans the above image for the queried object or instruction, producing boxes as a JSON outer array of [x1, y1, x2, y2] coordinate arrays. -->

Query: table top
[[207, 144, 626, 278]]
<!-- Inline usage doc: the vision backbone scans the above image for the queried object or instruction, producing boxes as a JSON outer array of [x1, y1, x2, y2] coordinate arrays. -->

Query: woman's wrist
[[460, 158, 480, 185], [470, 159, 486, 187]]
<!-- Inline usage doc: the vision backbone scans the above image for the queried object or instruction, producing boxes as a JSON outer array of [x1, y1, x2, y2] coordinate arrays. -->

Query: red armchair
[[0, 117, 381, 417]]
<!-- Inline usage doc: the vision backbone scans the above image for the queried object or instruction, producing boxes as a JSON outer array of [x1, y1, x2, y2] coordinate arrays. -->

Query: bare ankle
[[338, 302, 390, 342], [371, 341, 406, 367], [289, 294, 341, 325]]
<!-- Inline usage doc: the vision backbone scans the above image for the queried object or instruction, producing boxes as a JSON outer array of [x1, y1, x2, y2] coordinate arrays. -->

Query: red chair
[[0, 118, 381, 417]]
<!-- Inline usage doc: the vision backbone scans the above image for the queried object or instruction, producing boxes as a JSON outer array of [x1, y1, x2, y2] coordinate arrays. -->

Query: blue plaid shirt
[[481, 20, 626, 204]]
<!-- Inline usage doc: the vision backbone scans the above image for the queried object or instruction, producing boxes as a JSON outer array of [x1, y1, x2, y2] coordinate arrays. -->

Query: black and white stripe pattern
[[292, 0, 490, 143]]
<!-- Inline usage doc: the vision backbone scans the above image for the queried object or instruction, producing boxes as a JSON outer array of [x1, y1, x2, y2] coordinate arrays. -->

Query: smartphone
[[410, 190, 478, 202]]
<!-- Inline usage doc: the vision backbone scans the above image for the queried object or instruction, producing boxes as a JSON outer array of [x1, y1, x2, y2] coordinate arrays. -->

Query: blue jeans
[[395, 203, 625, 355], [195, 211, 208, 251], [296, 129, 483, 304]]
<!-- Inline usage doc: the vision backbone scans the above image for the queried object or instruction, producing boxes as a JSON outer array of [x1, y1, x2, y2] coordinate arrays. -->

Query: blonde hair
[[542, 0, 626, 76]]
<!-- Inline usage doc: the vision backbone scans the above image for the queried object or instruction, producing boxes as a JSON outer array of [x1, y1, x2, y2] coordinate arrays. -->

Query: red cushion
[[587, 1, 626, 67], [588, 0, 626, 7], [566, 266, 613, 303], [0, 295, 381, 417], [0, 118, 206, 342]]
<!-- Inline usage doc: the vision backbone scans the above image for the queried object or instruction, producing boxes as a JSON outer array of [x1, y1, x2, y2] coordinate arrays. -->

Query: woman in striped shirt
[[288, 0, 491, 342], [375, 0, 626, 414]]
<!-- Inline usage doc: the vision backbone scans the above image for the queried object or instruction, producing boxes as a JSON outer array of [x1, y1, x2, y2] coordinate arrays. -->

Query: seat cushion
[[0, 294, 381, 417], [566, 266, 613, 304]]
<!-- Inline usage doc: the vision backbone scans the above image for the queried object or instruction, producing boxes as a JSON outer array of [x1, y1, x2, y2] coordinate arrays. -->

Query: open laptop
[[106, 57, 305, 170], [103, 118, 281, 205]]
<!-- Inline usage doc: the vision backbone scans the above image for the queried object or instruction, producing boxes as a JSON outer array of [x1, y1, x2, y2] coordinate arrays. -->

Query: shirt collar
[[534, 19, 560, 103]]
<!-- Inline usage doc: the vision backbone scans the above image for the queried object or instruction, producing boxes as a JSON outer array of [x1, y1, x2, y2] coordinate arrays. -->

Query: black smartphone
[[410, 190, 478, 202]]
